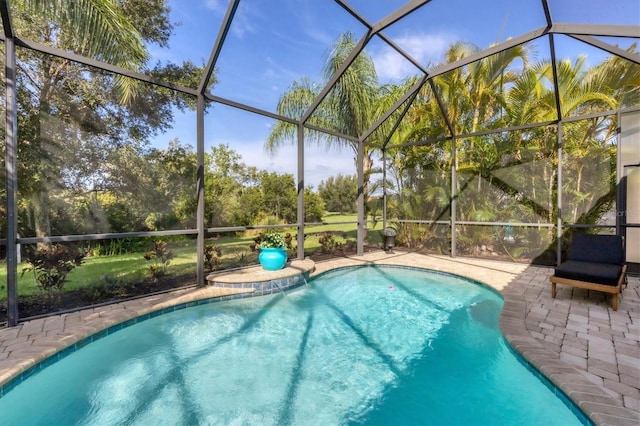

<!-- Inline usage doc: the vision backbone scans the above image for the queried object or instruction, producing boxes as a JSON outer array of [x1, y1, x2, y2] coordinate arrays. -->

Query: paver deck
[[0, 252, 638, 425]]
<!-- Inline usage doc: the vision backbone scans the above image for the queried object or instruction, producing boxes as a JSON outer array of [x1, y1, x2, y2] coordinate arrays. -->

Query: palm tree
[[508, 47, 638, 226], [265, 32, 381, 192], [383, 42, 529, 228]]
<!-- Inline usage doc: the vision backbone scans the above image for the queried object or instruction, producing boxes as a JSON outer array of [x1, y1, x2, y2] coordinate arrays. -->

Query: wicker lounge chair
[[550, 234, 627, 310]]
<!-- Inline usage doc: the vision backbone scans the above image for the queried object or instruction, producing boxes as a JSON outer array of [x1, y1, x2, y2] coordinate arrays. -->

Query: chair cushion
[[568, 234, 623, 265], [554, 260, 623, 286]]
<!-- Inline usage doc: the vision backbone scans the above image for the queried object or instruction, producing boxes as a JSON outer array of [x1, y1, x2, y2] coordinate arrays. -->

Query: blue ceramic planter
[[258, 247, 287, 270]]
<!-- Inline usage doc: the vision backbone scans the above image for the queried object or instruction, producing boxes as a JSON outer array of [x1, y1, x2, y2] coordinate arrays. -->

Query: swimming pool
[[0, 266, 588, 425]]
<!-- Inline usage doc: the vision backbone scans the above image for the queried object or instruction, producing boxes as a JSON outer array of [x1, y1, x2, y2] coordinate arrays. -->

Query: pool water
[[0, 266, 586, 425]]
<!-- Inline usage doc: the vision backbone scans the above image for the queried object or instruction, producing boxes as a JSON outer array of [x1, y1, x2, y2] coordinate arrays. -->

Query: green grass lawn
[[305, 213, 383, 238], [0, 245, 200, 298], [0, 214, 381, 299]]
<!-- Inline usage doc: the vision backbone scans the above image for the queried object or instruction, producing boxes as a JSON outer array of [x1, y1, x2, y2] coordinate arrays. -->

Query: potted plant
[[381, 226, 397, 252], [258, 232, 288, 270]]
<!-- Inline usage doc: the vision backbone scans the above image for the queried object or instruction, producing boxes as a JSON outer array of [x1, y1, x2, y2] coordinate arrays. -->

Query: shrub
[[87, 275, 129, 301], [204, 244, 223, 271], [231, 251, 251, 268], [144, 240, 175, 280], [318, 232, 340, 254], [22, 244, 85, 299]]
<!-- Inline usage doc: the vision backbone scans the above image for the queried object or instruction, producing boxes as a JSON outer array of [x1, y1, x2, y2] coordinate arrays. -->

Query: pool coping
[[0, 251, 638, 425], [499, 290, 636, 425]]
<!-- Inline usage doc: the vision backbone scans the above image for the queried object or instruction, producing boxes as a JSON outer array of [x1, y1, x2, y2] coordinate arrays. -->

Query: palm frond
[[20, 0, 148, 103]]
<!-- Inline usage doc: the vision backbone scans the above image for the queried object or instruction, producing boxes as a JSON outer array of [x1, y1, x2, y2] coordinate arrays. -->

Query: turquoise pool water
[[0, 266, 587, 425]]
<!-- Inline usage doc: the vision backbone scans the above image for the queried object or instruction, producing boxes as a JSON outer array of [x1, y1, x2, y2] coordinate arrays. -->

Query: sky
[[148, 0, 639, 188]]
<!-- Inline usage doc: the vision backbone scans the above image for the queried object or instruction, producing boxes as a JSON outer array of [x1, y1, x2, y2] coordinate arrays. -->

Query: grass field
[[0, 214, 382, 299]]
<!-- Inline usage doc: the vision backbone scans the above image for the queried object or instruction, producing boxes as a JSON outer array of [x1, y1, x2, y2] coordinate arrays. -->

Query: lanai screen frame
[[1, 0, 639, 326]]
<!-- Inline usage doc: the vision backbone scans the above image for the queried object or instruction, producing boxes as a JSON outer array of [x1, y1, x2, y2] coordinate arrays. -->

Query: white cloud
[[204, 1, 256, 39], [230, 3, 256, 39], [204, 0, 225, 12], [371, 33, 455, 81]]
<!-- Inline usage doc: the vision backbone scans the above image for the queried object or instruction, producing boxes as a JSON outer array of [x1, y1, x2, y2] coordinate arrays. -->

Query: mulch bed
[[0, 273, 198, 324]]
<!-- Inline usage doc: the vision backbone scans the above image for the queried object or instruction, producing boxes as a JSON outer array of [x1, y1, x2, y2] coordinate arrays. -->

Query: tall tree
[[265, 32, 380, 194], [385, 42, 528, 228], [9, 0, 204, 238], [317, 174, 357, 214], [204, 144, 249, 227]]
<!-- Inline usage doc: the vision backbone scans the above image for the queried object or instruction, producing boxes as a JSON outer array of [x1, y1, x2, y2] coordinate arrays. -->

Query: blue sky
[[149, 0, 639, 188]]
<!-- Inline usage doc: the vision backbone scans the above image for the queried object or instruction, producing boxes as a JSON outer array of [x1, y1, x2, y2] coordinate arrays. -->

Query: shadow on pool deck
[[0, 251, 638, 425]]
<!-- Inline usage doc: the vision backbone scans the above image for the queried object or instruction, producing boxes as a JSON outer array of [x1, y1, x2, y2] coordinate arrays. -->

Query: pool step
[[206, 259, 315, 295]]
